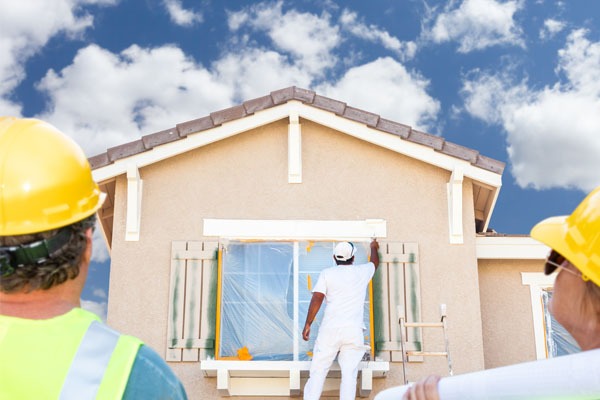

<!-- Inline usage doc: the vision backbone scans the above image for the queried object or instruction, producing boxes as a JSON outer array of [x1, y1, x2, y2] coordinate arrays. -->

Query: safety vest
[[0, 307, 142, 399]]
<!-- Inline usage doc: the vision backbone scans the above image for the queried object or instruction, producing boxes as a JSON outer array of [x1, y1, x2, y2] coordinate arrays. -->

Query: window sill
[[200, 359, 389, 397]]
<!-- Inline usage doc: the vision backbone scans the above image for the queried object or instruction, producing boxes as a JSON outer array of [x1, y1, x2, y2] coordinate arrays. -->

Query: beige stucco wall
[[478, 258, 544, 369], [105, 118, 487, 398]]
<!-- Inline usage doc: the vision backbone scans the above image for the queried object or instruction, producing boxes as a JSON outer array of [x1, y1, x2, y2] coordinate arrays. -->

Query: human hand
[[302, 324, 311, 341], [370, 238, 379, 250], [402, 375, 441, 400]]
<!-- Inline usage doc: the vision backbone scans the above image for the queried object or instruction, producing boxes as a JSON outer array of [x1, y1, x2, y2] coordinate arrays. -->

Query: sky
[[2, 0, 600, 320]]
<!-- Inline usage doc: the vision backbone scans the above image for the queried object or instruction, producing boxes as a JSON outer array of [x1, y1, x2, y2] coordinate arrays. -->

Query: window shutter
[[166, 241, 218, 362], [374, 242, 422, 362]]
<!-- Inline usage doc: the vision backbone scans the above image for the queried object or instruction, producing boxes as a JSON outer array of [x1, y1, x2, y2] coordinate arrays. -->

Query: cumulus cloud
[[316, 57, 440, 131], [163, 0, 203, 26], [0, 0, 116, 113], [339, 9, 417, 61], [461, 29, 600, 191], [81, 299, 108, 321], [540, 18, 566, 40], [36, 44, 233, 155], [2, 0, 442, 161], [92, 223, 110, 263], [425, 0, 525, 52], [227, 1, 340, 75]]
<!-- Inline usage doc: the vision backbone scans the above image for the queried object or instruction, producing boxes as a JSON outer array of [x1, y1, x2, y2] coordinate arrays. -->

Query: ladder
[[398, 304, 453, 384]]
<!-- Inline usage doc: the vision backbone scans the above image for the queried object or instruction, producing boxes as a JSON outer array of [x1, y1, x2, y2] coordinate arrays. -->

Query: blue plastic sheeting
[[218, 241, 372, 361]]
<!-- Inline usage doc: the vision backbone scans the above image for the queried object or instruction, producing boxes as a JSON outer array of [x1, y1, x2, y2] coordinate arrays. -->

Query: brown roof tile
[[475, 154, 506, 174], [439, 141, 479, 163], [177, 116, 214, 137], [107, 140, 147, 162], [210, 104, 247, 126], [142, 128, 181, 149], [343, 106, 379, 127], [312, 94, 346, 115], [244, 95, 274, 114], [407, 129, 444, 150], [89, 86, 505, 176], [376, 118, 411, 139], [89, 152, 110, 169]]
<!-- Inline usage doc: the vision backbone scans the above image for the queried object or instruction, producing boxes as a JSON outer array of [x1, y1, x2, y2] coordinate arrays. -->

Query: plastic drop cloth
[[217, 241, 372, 361]]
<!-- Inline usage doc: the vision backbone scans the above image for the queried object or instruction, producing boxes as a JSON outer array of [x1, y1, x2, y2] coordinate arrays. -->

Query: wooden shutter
[[374, 242, 422, 362], [166, 240, 218, 362]]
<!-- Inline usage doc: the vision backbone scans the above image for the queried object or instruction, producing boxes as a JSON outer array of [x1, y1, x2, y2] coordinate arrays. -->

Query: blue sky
[[2, 0, 599, 320]]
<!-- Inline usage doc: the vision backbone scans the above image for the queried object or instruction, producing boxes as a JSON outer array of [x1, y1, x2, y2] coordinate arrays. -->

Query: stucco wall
[[105, 119, 486, 398], [478, 258, 543, 369]]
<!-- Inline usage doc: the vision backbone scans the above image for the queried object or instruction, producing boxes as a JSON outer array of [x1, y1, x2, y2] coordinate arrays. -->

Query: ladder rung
[[407, 351, 448, 357], [403, 322, 444, 328]]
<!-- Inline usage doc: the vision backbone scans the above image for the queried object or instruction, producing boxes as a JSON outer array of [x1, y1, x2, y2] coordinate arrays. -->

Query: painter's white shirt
[[312, 262, 375, 330]]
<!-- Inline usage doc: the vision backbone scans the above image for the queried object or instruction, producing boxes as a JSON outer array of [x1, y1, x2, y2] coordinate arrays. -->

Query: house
[[90, 86, 554, 399]]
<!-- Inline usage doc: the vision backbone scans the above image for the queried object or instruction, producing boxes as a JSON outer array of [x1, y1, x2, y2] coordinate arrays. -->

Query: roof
[[89, 86, 504, 175], [89, 86, 506, 244]]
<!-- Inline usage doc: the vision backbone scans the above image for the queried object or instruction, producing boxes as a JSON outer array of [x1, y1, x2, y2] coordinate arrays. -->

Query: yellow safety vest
[[0, 307, 142, 399]]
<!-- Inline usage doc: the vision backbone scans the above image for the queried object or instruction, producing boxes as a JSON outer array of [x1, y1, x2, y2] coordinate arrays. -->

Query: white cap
[[334, 242, 355, 261]]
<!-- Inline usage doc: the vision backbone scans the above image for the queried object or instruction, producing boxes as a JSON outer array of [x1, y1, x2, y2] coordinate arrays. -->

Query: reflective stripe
[[59, 321, 120, 400]]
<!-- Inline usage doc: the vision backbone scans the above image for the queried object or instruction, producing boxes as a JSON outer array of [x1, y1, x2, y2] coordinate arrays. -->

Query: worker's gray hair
[[0, 215, 96, 293]]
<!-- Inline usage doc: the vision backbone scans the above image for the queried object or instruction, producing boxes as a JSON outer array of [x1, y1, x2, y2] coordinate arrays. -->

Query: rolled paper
[[375, 349, 600, 400]]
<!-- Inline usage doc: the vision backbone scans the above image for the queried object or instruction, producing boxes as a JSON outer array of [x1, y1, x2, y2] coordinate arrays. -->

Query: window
[[521, 273, 580, 359], [541, 290, 580, 357], [215, 240, 374, 361]]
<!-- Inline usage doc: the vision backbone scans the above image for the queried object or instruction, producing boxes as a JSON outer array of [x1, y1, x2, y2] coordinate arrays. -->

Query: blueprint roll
[[375, 349, 600, 400]]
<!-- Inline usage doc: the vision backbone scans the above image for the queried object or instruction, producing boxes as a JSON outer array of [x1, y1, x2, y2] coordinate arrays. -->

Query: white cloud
[[36, 44, 233, 156], [227, 1, 341, 75], [461, 29, 600, 191], [425, 0, 524, 52], [163, 0, 202, 27], [0, 0, 116, 114], [92, 222, 110, 263], [93, 288, 108, 299], [81, 299, 108, 321], [339, 9, 417, 61], [540, 18, 566, 40], [316, 57, 440, 131]]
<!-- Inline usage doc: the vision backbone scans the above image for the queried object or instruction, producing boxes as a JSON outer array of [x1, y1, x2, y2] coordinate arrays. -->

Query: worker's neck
[[0, 280, 82, 320]]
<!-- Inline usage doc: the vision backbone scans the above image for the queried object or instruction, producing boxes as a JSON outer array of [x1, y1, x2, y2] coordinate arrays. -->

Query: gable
[[89, 86, 504, 247]]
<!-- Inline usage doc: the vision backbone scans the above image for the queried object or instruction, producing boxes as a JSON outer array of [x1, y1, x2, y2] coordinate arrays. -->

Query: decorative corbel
[[126, 163, 143, 241], [447, 166, 464, 244]]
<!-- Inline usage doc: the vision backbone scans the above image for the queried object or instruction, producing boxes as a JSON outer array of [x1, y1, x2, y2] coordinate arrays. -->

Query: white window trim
[[203, 218, 387, 240], [521, 272, 555, 359]]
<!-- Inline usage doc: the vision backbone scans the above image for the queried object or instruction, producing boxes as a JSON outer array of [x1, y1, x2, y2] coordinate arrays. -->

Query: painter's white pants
[[303, 326, 368, 400]]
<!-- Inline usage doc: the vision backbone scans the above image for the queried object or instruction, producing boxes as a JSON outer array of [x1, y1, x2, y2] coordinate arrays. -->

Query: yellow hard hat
[[530, 186, 600, 287], [0, 117, 104, 235]]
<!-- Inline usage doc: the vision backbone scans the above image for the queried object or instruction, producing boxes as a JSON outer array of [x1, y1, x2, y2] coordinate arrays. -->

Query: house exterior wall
[[105, 119, 486, 398], [478, 258, 543, 369]]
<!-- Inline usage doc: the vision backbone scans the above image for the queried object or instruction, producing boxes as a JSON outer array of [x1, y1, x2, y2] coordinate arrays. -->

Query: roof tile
[[376, 118, 411, 139], [142, 128, 181, 149], [407, 129, 444, 150], [475, 154, 506, 174], [343, 106, 379, 127], [210, 105, 247, 126], [89, 153, 110, 169], [177, 116, 214, 137], [312, 94, 346, 115], [270, 86, 315, 105], [244, 95, 274, 114], [439, 141, 479, 163], [107, 140, 147, 162]]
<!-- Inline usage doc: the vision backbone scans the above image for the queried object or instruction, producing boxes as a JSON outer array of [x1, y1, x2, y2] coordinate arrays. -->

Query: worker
[[376, 186, 600, 400], [0, 117, 188, 399], [302, 239, 380, 400]]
